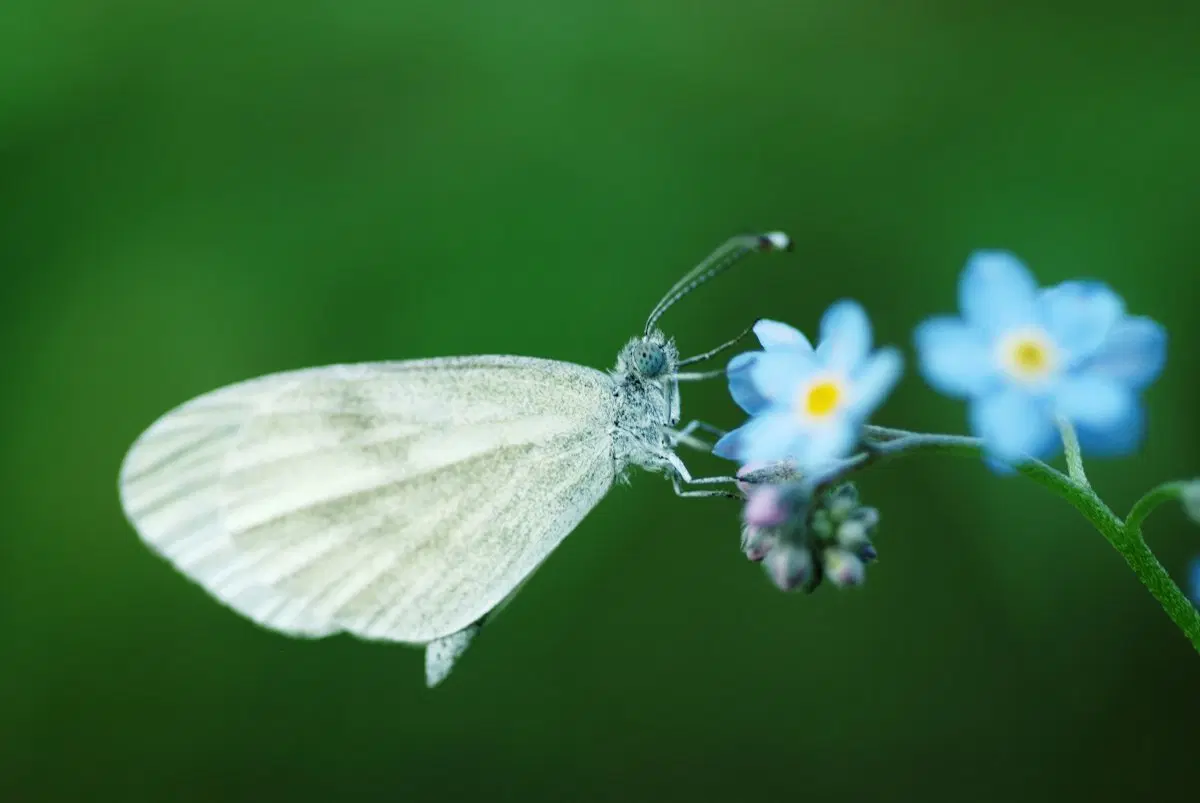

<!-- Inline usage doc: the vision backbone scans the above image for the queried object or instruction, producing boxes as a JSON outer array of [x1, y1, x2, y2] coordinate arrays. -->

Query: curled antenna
[[644, 231, 792, 334]]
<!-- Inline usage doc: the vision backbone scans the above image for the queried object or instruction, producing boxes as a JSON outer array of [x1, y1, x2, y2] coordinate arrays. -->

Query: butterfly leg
[[667, 419, 728, 453], [675, 419, 728, 440], [671, 472, 739, 499], [665, 452, 742, 499]]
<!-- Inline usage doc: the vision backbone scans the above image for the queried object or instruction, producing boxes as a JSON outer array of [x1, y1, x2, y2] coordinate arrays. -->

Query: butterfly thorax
[[609, 330, 679, 476]]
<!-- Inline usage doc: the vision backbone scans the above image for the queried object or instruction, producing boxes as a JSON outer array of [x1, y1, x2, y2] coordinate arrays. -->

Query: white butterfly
[[118, 232, 791, 686]]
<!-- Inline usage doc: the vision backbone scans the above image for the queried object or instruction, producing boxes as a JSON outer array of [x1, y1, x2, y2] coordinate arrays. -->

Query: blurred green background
[[3, 1, 1198, 800]]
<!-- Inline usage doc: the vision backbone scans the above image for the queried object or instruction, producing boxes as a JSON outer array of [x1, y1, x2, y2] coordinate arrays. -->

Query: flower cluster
[[718, 251, 1170, 594], [736, 461, 880, 593]]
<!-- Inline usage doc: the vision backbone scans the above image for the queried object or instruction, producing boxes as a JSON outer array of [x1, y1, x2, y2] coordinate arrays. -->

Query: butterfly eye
[[633, 343, 667, 377]]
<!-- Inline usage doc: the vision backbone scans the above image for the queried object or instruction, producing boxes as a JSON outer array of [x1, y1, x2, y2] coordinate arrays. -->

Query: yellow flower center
[[796, 378, 842, 420], [999, 328, 1057, 383], [1013, 340, 1047, 372]]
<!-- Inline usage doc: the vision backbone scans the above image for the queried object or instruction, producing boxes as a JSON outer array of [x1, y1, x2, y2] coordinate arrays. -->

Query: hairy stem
[[1126, 479, 1192, 531], [1055, 416, 1090, 488], [838, 426, 1200, 655], [1116, 523, 1200, 652]]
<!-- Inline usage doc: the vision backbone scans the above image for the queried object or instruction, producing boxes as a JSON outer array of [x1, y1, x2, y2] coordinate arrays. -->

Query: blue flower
[[726, 319, 815, 415], [914, 251, 1166, 465], [713, 301, 903, 472]]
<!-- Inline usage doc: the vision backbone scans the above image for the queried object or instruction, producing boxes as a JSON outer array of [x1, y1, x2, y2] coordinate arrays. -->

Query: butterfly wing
[[118, 371, 339, 638], [119, 356, 618, 643]]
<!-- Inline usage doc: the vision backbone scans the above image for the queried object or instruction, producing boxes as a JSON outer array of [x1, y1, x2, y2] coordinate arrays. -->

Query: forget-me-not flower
[[713, 300, 903, 472], [914, 251, 1166, 466]]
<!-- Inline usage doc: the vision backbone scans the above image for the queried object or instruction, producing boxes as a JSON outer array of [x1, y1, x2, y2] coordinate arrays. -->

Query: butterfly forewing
[[119, 357, 618, 643], [118, 370, 341, 637]]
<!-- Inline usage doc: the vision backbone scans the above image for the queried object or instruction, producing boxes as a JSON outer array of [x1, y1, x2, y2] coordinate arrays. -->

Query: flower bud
[[822, 549, 865, 588], [740, 524, 778, 562], [824, 483, 859, 520], [835, 519, 868, 549], [744, 485, 789, 528], [809, 508, 834, 539], [848, 506, 880, 530], [1181, 479, 1200, 525], [763, 543, 814, 592], [738, 479, 882, 594]]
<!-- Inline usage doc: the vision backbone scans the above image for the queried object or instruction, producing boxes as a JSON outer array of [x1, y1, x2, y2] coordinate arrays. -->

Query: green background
[[3, 2, 1198, 801]]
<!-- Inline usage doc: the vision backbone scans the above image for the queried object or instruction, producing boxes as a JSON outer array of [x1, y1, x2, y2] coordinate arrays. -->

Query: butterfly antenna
[[644, 231, 792, 334]]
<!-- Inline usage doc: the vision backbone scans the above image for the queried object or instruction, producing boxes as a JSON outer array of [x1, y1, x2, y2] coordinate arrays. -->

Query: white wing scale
[[119, 357, 618, 650], [119, 372, 339, 637]]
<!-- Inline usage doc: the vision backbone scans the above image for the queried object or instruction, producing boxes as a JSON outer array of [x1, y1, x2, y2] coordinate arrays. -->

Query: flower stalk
[[747, 424, 1200, 655]]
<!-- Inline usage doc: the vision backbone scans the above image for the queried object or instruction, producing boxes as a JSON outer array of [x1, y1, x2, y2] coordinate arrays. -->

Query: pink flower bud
[[740, 525, 777, 562], [763, 544, 813, 592], [822, 549, 865, 588], [744, 486, 788, 528]]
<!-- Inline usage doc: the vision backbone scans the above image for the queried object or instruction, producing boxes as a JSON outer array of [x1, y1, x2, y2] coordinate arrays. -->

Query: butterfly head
[[617, 330, 678, 381]]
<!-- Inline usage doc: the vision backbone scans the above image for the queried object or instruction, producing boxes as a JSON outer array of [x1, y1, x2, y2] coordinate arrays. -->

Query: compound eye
[[634, 343, 667, 377]]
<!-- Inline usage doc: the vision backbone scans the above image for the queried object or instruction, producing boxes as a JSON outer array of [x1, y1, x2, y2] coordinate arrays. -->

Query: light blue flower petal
[[815, 299, 872, 372], [727, 352, 757, 373], [753, 319, 813, 352], [1036, 281, 1125, 363], [1053, 374, 1134, 431], [727, 409, 804, 465], [983, 455, 1019, 475], [1078, 315, 1167, 391], [913, 316, 1000, 398], [794, 417, 859, 473], [958, 251, 1039, 335], [1074, 400, 1145, 457], [727, 352, 768, 415], [748, 350, 816, 405], [712, 425, 748, 461], [847, 347, 903, 419], [968, 387, 1057, 463]]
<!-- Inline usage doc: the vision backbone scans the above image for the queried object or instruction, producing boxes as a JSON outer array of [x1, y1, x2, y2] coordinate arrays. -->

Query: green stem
[[1126, 479, 1192, 531], [1116, 523, 1200, 652], [1055, 415, 1090, 488], [858, 428, 1090, 510], [852, 426, 1200, 655]]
